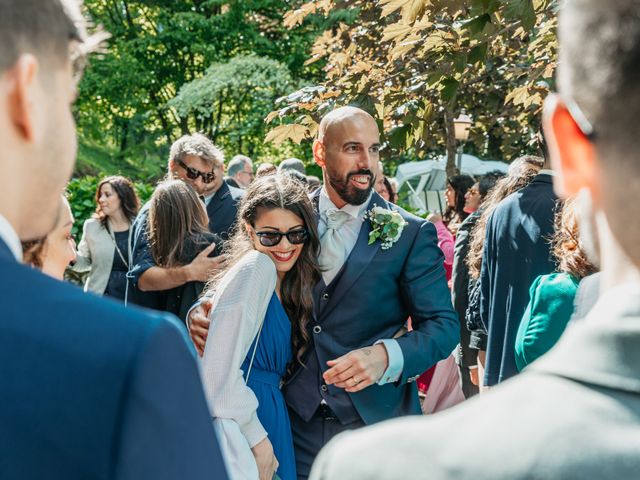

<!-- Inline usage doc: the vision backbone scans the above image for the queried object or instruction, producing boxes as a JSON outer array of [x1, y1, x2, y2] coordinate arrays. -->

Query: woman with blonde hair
[[514, 197, 597, 370]]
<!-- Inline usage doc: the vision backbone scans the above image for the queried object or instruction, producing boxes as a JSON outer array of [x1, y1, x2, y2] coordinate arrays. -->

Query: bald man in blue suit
[[0, 1, 227, 478]]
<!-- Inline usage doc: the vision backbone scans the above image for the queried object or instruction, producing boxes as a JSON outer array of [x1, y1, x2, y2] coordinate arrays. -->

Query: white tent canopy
[[393, 154, 509, 213]]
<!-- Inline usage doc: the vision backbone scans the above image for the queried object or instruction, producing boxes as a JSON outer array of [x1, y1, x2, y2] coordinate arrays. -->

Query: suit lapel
[[318, 194, 383, 320], [0, 237, 16, 263], [310, 189, 324, 318], [207, 182, 231, 217]]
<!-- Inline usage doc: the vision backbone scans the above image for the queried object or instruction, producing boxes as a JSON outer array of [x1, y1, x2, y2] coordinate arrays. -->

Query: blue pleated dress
[[241, 292, 296, 480]]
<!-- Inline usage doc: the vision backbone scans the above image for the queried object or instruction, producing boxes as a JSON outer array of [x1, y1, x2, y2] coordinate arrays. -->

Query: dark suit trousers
[[289, 407, 365, 479]]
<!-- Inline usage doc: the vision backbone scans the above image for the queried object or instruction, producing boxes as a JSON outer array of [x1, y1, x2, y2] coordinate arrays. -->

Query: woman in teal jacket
[[515, 197, 597, 371]]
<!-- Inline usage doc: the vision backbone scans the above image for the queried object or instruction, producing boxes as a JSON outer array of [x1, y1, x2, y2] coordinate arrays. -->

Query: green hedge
[[66, 176, 155, 241]]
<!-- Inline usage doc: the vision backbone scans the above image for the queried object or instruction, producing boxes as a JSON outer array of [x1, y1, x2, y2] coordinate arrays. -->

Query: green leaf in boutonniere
[[365, 205, 408, 250]]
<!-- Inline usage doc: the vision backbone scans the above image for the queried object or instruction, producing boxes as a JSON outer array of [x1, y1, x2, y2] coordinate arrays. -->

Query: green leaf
[[463, 14, 492, 35], [387, 124, 411, 150], [469, 43, 488, 64], [505, 0, 536, 30], [441, 78, 460, 103]]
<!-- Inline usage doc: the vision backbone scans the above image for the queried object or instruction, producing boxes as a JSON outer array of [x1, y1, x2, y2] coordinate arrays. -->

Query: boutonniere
[[366, 205, 408, 250]]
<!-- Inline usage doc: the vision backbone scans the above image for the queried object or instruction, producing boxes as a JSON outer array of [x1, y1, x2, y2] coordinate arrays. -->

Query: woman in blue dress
[[200, 173, 321, 480]]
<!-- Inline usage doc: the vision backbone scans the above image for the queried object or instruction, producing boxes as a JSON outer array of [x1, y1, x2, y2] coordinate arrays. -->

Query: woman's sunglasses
[[177, 159, 216, 184], [254, 228, 308, 247]]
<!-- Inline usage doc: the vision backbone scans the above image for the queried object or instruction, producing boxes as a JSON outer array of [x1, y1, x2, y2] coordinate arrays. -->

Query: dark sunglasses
[[254, 228, 308, 247], [177, 159, 216, 184]]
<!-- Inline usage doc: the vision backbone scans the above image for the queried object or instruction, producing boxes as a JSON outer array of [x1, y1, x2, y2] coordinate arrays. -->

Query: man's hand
[[186, 244, 226, 283], [323, 344, 389, 393], [189, 299, 213, 356], [469, 367, 479, 386]]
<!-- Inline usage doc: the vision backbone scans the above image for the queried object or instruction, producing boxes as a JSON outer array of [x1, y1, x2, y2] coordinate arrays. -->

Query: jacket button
[[321, 384, 328, 392], [322, 293, 329, 300], [313, 325, 322, 334]]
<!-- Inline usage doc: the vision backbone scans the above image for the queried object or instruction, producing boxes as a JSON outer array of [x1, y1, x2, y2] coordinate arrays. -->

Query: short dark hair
[[559, 0, 640, 260], [0, 0, 105, 77], [94, 176, 140, 227]]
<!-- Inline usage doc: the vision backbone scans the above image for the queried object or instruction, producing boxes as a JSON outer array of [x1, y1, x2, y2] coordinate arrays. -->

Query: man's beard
[[327, 168, 374, 206]]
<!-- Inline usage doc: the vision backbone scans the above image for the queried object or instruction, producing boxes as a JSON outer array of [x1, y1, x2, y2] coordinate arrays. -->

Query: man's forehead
[[182, 154, 215, 168], [324, 116, 380, 143]]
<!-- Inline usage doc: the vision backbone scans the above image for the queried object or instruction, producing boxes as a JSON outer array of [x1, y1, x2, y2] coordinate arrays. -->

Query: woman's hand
[[251, 437, 278, 480], [427, 212, 442, 223]]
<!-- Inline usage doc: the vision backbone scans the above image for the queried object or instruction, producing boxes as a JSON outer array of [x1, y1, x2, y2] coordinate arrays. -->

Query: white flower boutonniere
[[366, 205, 408, 250]]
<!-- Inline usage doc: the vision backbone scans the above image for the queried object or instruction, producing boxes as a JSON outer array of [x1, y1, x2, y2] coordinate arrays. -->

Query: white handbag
[[213, 315, 266, 480]]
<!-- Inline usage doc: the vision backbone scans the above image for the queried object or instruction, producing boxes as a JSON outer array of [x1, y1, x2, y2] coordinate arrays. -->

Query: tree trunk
[[119, 118, 129, 154], [444, 106, 458, 178]]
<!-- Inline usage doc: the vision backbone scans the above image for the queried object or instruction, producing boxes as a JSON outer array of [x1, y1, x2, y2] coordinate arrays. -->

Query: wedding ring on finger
[[352, 377, 361, 386]]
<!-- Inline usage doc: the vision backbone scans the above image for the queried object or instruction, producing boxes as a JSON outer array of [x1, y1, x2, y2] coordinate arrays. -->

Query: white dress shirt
[[318, 188, 370, 285], [0, 214, 22, 261]]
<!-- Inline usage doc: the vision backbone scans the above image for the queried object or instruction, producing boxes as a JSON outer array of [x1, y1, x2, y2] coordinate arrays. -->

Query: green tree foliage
[[169, 54, 305, 159], [267, 0, 558, 175], [76, 0, 327, 178]]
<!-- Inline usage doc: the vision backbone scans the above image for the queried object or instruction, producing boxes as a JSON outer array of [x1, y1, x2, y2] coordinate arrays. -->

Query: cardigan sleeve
[[514, 273, 579, 371], [199, 250, 277, 448], [72, 219, 93, 272]]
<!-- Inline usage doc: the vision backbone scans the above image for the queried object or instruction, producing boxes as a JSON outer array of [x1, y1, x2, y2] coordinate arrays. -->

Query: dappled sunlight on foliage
[[267, 0, 557, 173]]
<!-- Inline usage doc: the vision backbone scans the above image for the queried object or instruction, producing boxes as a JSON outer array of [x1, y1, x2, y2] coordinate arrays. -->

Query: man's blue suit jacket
[[0, 240, 227, 479], [480, 173, 558, 386], [284, 192, 460, 424]]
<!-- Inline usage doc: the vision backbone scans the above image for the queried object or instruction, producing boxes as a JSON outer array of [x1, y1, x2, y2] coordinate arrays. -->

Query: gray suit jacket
[[74, 218, 121, 295], [310, 283, 640, 479]]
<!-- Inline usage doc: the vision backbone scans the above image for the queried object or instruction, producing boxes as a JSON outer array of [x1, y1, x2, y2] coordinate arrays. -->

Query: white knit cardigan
[[200, 250, 277, 447]]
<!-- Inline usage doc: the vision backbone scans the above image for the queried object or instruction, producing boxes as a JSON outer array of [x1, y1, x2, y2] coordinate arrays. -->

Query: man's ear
[[6, 54, 39, 142], [313, 139, 326, 168], [543, 95, 599, 201]]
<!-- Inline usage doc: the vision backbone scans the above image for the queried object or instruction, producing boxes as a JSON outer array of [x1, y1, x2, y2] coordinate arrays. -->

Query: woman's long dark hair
[[95, 175, 140, 228], [209, 174, 321, 370], [148, 180, 211, 268], [443, 174, 475, 226]]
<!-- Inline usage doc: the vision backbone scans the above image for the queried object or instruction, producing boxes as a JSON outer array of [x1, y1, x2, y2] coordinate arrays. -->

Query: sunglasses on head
[[254, 228, 308, 247], [177, 159, 216, 184]]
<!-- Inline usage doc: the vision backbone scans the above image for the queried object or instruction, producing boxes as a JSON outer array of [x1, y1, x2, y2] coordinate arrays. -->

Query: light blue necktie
[[318, 209, 351, 284]]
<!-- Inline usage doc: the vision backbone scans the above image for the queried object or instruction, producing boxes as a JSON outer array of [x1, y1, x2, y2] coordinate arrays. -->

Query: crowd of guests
[[39, 122, 598, 476], [3, 0, 640, 479], [14, 116, 608, 479]]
